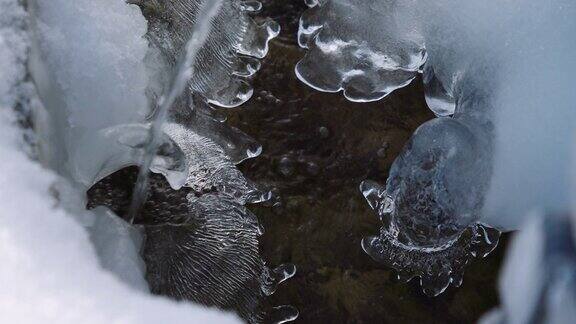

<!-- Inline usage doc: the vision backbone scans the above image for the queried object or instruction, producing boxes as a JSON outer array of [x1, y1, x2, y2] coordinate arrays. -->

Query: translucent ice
[[296, 0, 425, 102], [135, 0, 280, 108], [0, 3, 238, 313], [0, 115, 241, 323], [127, 0, 225, 223], [298, 0, 576, 295], [163, 122, 261, 203], [360, 63, 499, 295], [28, 0, 150, 181]]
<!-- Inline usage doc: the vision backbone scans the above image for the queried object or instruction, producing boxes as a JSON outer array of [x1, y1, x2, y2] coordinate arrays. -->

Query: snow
[[29, 0, 150, 181], [0, 0, 28, 108], [0, 111, 239, 324]]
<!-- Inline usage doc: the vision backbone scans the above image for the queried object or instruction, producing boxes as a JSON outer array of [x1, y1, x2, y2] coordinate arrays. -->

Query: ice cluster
[[297, 0, 424, 102], [298, 0, 576, 296], [1, 0, 295, 322], [133, 0, 279, 108]]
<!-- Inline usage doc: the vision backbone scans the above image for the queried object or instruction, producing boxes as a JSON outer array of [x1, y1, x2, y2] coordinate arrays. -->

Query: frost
[[163, 122, 260, 202]]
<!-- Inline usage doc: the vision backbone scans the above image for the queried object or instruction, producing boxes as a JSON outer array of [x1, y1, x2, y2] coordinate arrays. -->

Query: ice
[[421, 63, 455, 117], [135, 0, 280, 108], [359, 74, 498, 295], [70, 124, 188, 190], [143, 192, 280, 323], [127, 0, 225, 223], [8, 0, 294, 322], [298, 0, 576, 295], [28, 0, 150, 181], [163, 122, 261, 203], [117, 0, 282, 222], [296, 0, 425, 102], [133, 0, 278, 167], [0, 90, 238, 323], [87, 167, 296, 323], [480, 213, 576, 324], [88, 206, 149, 291]]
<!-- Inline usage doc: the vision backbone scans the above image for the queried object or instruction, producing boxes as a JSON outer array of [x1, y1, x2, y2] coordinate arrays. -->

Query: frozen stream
[[1, 0, 575, 323]]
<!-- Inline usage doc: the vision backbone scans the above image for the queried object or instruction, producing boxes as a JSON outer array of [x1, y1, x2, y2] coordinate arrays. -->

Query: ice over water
[[298, 0, 576, 296]]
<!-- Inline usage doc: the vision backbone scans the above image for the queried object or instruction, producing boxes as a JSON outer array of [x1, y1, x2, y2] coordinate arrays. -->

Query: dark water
[[88, 1, 507, 322], [227, 1, 507, 323]]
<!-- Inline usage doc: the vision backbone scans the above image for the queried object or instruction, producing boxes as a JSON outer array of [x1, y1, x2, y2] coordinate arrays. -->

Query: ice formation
[[0, 0, 237, 322], [87, 166, 297, 323], [0, 113, 243, 324], [122, 1, 294, 321], [1, 0, 295, 322], [296, 0, 425, 102], [298, 0, 576, 296]]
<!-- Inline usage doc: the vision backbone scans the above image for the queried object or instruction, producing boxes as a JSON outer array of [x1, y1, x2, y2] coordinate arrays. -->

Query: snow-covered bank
[[0, 110, 239, 324], [0, 0, 239, 322]]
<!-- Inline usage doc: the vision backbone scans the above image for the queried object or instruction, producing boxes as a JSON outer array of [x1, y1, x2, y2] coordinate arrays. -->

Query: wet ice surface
[[84, 0, 296, 322], [6, 0, 566, 322], [360, 90, 499, 295], [86, 1, 505, 319], [296, 0, 425, 102], [295, 0, 576, 297], [136, 0, 279, 108], [361, 178, 499, 296], [0, 0, 243, 322]]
